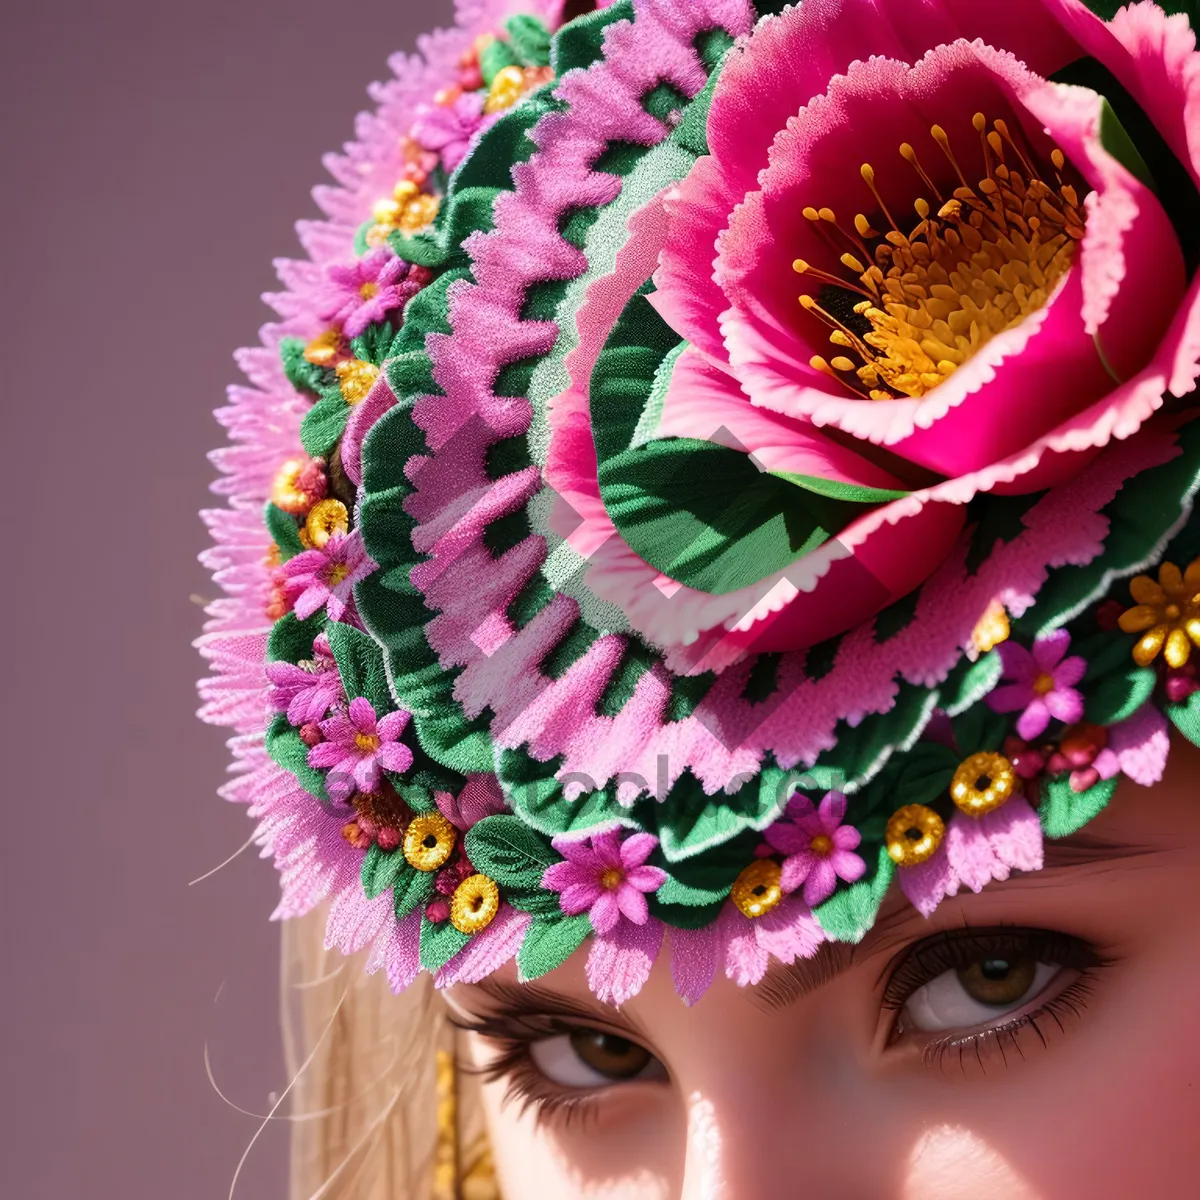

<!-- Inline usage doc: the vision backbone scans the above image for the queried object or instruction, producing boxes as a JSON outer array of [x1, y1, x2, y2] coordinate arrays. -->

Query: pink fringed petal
[[586, 917, 665, 1006], [1111, 702, 1172, 786], [898, 846, 960, 918], [435, 906, 532, 987], [669, 924, 721, 1006]]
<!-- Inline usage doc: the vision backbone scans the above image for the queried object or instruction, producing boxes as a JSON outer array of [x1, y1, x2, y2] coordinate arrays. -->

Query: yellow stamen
[[798, 116, 1082, 401]]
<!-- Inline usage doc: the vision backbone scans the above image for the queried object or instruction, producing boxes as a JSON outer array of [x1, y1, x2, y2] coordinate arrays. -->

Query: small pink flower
[[266, 632, 344, 725], [280, 530, 375, 622], [317, 247, 425, 338], [307, 696, 413, 793], [761, 791, 866, 906], [543, 830, 668, 935], [410, 90, 496, 173], [988, 630, 1086, 740]]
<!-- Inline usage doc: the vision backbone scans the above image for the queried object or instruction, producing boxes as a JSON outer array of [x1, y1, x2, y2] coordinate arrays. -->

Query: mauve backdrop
[[1, 1, 452, 1195]]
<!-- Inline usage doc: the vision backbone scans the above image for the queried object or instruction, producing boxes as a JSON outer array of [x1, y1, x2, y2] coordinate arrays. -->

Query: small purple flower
[[280, 530, 375, 622], [761, 791, 866, 906], [543, 830, 668, 935], [266, 632, 343, 726], [317, 248, 423, 338], [987, 629, 1086, 740], [307, 696, 413, 793], [410, 91, 495, 173]]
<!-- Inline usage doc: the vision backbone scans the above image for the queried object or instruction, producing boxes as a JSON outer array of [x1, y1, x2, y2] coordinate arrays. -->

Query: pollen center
[[599, 867, 624, 890], [809, 834, 833, 856], [797, 115, 1086, 401], [354, 732, 381, 752], [1033, 672, 1056, 696]]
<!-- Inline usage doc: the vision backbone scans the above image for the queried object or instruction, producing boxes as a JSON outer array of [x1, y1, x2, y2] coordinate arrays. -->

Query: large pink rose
[[553, 0, 1200, 668]]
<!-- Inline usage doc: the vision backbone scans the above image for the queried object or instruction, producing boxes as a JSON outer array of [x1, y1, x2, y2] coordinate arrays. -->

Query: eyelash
[[883, 926, 1106, 1071], [449, 1011, 636, 1129]]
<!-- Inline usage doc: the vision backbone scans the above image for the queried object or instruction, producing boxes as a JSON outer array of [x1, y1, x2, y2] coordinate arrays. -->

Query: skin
[[450, 737, 1200, 1198]]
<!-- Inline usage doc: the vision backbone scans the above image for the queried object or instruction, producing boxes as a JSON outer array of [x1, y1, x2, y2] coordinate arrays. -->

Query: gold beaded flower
[[1118, 558, 1200, 668], [404, 812, 458, 872], [730, 859, 782, 919], [949, 751, 1016, 816], [885, 804, 944, 867], [335, 358, 380, 406], [450, 874, 501, 934], [303, 499, 349, 550]]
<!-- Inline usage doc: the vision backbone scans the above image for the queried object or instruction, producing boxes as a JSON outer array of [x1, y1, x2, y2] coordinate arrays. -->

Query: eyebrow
[[754, 834, 1166, 1013], [449, 978, 646, 1033]]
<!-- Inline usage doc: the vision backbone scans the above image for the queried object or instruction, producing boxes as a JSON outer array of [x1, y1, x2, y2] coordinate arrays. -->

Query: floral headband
[[199, 0, 1200, 1006]]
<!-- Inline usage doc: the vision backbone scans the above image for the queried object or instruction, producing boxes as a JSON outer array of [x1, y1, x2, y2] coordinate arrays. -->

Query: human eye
[[451, 1006, 667, 1128], [881, 927, 1104, 1070]]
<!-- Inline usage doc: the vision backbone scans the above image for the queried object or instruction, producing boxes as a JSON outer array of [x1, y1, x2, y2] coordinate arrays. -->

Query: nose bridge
[[679, 1093, 728, 1200]]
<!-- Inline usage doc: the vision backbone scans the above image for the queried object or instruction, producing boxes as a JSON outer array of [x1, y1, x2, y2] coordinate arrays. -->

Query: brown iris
[[956, 955, 1038, 1007], [569, 1030, 654, 1081]]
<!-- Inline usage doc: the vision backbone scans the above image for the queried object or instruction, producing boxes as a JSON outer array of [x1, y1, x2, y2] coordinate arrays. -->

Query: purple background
[[1, 0, 450, 1194]]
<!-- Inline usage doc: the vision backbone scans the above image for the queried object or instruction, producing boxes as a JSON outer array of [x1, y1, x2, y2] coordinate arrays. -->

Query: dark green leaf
[[813, 846, 895, 944], [325, 621, 393, 713], [517, 914, 592, 981], [1166, 689, 1200, 746], [420, 916, 471, 973], [300, 394, 349, 459], [1040, 774, 1119, 839], [265, 712, 328, 801], [361, 845, 409, 900], [394, 868, 436, 921], [465, 816, 557, 891], [772, 473, 910, 504], [264, 503, 305, 562], [1085, 666, 1156, 726]]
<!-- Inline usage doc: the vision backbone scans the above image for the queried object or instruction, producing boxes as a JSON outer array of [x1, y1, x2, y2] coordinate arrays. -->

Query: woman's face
[[452, 738, 1200, 1198]]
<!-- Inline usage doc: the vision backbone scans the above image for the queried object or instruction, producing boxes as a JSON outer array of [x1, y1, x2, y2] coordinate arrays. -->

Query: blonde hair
[[281, 909, 498, 1200]]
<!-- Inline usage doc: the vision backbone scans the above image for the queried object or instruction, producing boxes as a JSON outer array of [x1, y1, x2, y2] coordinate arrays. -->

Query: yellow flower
[[404, 812, 457, 872], [1118, 558, 1200, 668], [885, 804, 944, 867], [450, 874, 500, 934], [335, 359, 380, 405], [730, 859, 782, 919], [949, 751, 1017, 817]]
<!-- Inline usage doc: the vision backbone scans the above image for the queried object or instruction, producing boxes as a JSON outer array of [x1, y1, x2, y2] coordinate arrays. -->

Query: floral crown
[[199, 0, 1200, 1005]]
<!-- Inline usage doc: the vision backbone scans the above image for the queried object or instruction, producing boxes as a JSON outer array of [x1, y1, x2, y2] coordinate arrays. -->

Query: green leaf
[[279, 337, 327, 397], [599, 439, 872, 594], [420, 916, 471, 973], [264, 503, 305, 562], [1085, 666, 1156, 726], [391, 187, 500, 270], [1040, 774, 1119, 839], [1166, 689, 1200, 746], [951, 703, 1010, 757], [267, 611, 325, 665], [940, 650, 1003, 716], [300, 394, 349, 459], [505, 14, 551, 66], [813, 846, 895, 944], [265, 712, 327, 801], [517, 914, 592, 981], [1098, 97, 1156, 192], [772, 473, 911, 504], [361, 845, 409, 900], [325, 621, 393, 714], [465, 816, 557, 891], [654, 832, 758, 906], [480, 37, 518, 86], [862, 741, 959, 813], [810, 680, 940, 796], [505, 889, 565, 916], [551, 0, 631, 75], [394, 868, 436, 921]]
